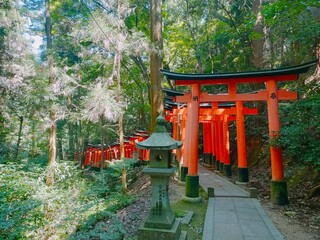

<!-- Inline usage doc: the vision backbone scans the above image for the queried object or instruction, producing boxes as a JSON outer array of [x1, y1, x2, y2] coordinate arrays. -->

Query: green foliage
[[69, 212, 126, 240], [0, 159, 139, 239], [0, 162, 44, 239], [279, 94, 320, 167], [262, 0, 320, 65]]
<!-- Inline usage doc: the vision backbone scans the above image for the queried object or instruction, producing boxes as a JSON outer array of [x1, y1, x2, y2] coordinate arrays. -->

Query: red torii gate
[[200, 106, 258, 177], [165, 102, 258, 180], [161, 60, 317, 205]]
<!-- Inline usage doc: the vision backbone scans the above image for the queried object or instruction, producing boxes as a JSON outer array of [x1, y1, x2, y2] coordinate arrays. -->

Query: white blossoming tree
[[76, 0, 150, 163], [0, 0, 36, 161]]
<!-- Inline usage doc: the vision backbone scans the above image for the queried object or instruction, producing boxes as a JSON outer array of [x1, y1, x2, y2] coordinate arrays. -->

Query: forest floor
[[117, 161, 320, 240]]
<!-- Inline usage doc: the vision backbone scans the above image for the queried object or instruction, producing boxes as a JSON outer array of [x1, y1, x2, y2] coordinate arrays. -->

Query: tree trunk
[[116, 1, 124, 159], [57, 129, 63, 161], [67, 95, 74, 161], [100, 116, 105, 171], [117, 53, 124, 159], [316, 44, 320, 78], [74, 122, 78, 162], [77, 120, 83, 164], [150, 0, 164, 132], [81, 124, 90, 169], [31, 111, 36, 159], [46, 0, 56, 187], [15, 116, 23, 160]]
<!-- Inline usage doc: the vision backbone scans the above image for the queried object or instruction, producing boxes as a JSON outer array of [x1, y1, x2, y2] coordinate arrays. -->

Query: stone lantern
[[136, 115, 187, 240]]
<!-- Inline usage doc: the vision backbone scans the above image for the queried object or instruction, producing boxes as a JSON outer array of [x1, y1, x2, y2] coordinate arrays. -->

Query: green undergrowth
[[0, 158, 140, 239], [171, 188, 208, 240]]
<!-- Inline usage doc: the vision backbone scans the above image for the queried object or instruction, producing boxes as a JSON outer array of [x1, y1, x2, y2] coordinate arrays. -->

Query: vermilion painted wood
[[267, 80, 284, 181], [236, 101, 247, 168], [175, 89, 297, 103], [188, 84, 200, 175], [223, 114, 231, 166], [203, 122, 212, 154]]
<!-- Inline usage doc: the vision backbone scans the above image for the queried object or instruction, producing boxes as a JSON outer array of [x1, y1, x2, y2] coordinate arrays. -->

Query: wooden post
[[236, 101, 249, 183], [185, 84, 201, 201], [203, 122, 212, 166], [179, 115, 185, 162], [218, 117, 224, 171], [223, 114, 232, 176], [181, 103, 191, 182], [267, 80, 288, 205], [172, 119, 178, 162], [214, 118, 220, 170], [211, 103, 218, 167], [211, 121, 216, 168]]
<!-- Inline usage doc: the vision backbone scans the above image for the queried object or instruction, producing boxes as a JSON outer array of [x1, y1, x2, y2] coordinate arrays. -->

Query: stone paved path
[[199, 165, 284, 240]]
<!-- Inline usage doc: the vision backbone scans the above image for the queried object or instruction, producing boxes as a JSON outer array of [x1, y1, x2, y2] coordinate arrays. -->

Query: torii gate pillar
[[223, 114, 232, 176], [236, 101, 249, 183], [267, 80, 289, 205], [203, 122, 213, 167], [214, 119, 220, 170], [180, 103, 191, 182], [184, 84, 201, 201]]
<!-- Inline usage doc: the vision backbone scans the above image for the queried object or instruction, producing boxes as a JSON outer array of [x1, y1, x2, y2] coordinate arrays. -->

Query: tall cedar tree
[[45, 0, 56, 186]]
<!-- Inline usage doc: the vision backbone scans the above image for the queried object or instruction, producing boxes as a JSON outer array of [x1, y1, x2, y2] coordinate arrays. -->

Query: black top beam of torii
[[160, 60, 318, 84]]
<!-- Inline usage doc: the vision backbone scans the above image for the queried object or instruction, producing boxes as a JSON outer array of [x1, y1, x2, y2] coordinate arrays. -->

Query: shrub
[[0, 158, 139, 239], [279, 94, 320, 168]]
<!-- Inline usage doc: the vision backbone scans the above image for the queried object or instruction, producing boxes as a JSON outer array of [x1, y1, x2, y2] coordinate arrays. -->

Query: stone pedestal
[[183, 174, 201, 203], [137, 167, 187, 239], [136, 115, 188, 240], [223, 164, 232, 177], [238, 167, 249, 183], [138, 219, 187, 240], [271, 180, 289, 205]]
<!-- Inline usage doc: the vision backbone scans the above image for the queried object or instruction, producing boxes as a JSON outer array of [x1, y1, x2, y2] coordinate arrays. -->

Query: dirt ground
[[262, 202, 318, 240]]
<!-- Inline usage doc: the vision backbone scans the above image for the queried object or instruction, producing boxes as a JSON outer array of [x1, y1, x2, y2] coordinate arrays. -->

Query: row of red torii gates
[[161, 61, 316, 205]]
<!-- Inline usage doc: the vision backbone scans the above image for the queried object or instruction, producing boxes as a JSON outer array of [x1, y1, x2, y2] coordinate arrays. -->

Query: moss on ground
[[171, 188, 208, 240]]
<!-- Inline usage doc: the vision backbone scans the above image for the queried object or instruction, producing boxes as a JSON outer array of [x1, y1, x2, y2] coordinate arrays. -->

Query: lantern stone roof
[[161, 60, 317, 82], [136, 115, 182, 150]]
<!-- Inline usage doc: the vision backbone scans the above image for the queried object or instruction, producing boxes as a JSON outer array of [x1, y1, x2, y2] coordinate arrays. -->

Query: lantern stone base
[[138, 219, 187, 240], [237, 167, 249, 183], [223, 164, 232, 176], [271, 180, 289, 205], [180, 166, 188, 182]]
